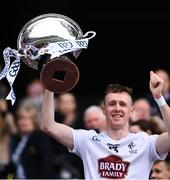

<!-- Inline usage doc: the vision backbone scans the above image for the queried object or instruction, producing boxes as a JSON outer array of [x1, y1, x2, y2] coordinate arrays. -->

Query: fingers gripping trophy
[[0, 13, 96, 105]]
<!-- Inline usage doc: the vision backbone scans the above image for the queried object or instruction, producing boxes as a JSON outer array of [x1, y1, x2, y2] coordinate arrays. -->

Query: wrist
[[154, 96, 167, 107]]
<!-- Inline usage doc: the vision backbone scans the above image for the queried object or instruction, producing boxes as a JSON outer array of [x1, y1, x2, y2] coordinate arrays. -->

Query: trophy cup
[[0, 13, 96, 105]]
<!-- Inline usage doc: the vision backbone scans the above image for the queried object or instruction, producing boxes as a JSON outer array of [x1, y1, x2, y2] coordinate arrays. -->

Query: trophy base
[[40, 58, 79, 93]]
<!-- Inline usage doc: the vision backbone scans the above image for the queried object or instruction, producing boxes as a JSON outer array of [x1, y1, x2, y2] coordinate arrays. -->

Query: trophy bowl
[[0, 13, 95, 105], [17, 13, 84, 93]]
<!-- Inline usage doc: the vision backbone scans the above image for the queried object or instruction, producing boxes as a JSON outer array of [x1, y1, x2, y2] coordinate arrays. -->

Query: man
[[55, 93, 80, 128], [83, 105, 106, 132], [129, 119, 152, 134], [130, 98, 151, 122], [40, 71, 170, 179], [150, 158, 170, 179]]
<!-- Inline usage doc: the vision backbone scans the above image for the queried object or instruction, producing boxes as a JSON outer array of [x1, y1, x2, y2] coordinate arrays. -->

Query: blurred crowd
[[0, 68, 170, 179]]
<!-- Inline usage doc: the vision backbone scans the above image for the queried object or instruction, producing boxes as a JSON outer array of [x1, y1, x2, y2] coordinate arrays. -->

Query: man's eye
[[109, 103, 115, 106], [120, 102, 126, 106], [155, 169, 161, 173]]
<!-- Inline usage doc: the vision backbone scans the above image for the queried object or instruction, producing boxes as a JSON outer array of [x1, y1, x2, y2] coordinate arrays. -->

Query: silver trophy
[[0, 13, 96, 105], [18, 13, 95, 92]]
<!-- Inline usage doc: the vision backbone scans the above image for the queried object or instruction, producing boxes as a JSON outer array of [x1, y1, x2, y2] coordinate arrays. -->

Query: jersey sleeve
[[68, 128, 90, 157], [149, 134, 168, 161]]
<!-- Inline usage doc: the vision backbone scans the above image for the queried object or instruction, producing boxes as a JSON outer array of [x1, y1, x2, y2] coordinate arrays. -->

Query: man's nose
[[150, 171, 156, 179], [114, 103, 121, 111]]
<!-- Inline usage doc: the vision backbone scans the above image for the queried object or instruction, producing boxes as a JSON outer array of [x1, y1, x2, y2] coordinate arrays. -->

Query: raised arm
[[40, 89, 73, 150], [150, 71, 170, 155]]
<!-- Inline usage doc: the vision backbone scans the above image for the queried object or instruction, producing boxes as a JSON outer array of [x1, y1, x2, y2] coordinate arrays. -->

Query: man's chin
[[111, 123, 124, 130]]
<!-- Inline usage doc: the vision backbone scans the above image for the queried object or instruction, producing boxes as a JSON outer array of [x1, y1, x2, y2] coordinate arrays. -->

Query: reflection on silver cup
[[17, 13, 84, 70]]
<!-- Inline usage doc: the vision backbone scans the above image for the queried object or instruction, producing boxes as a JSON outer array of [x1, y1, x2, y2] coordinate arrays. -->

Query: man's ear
[[130, 106, 135, 115], [101, 104, 106, 115]]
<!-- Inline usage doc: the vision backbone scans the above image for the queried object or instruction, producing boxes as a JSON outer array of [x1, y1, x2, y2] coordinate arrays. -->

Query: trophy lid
[[17, 13, 83, 69]]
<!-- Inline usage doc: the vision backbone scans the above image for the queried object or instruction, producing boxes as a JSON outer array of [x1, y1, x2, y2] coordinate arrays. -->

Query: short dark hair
[[130, 120, 151, 132], [105, 84, 133, 98], [154, 153, 170, 170]]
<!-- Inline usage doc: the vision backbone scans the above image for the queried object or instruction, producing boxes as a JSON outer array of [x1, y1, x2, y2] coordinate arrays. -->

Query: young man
[[40, 71, 170, 179], [150, 158, 170, 179]]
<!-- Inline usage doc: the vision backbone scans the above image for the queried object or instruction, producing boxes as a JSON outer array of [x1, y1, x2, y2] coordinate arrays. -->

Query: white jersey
[[69, 129, 167, 179]]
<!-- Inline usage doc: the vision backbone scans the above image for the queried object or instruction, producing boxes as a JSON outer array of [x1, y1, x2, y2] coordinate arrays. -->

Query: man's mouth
[[111, 114, 123, 118]]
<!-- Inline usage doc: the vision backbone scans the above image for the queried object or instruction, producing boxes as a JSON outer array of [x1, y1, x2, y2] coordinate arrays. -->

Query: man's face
[[84, 111, 106, 131], [150, 161, 170, 179], [133, 99, 151, 121], [58, 93, 76, 114], [103, 92, 133, 130], [17, 111, 35, 134]]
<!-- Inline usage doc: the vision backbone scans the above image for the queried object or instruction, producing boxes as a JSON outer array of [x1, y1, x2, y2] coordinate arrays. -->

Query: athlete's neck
[[106, 125, 129, 140]]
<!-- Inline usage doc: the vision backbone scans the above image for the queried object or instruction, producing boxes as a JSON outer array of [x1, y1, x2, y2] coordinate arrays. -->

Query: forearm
[[40, 89, 55, 131], [159, 103, 170, 135], [154, 98, 170, 155], [40, 89, 74, 149]]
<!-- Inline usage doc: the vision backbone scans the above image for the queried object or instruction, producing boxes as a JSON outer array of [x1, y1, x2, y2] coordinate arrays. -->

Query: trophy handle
[[40, 58, 80, 93]]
